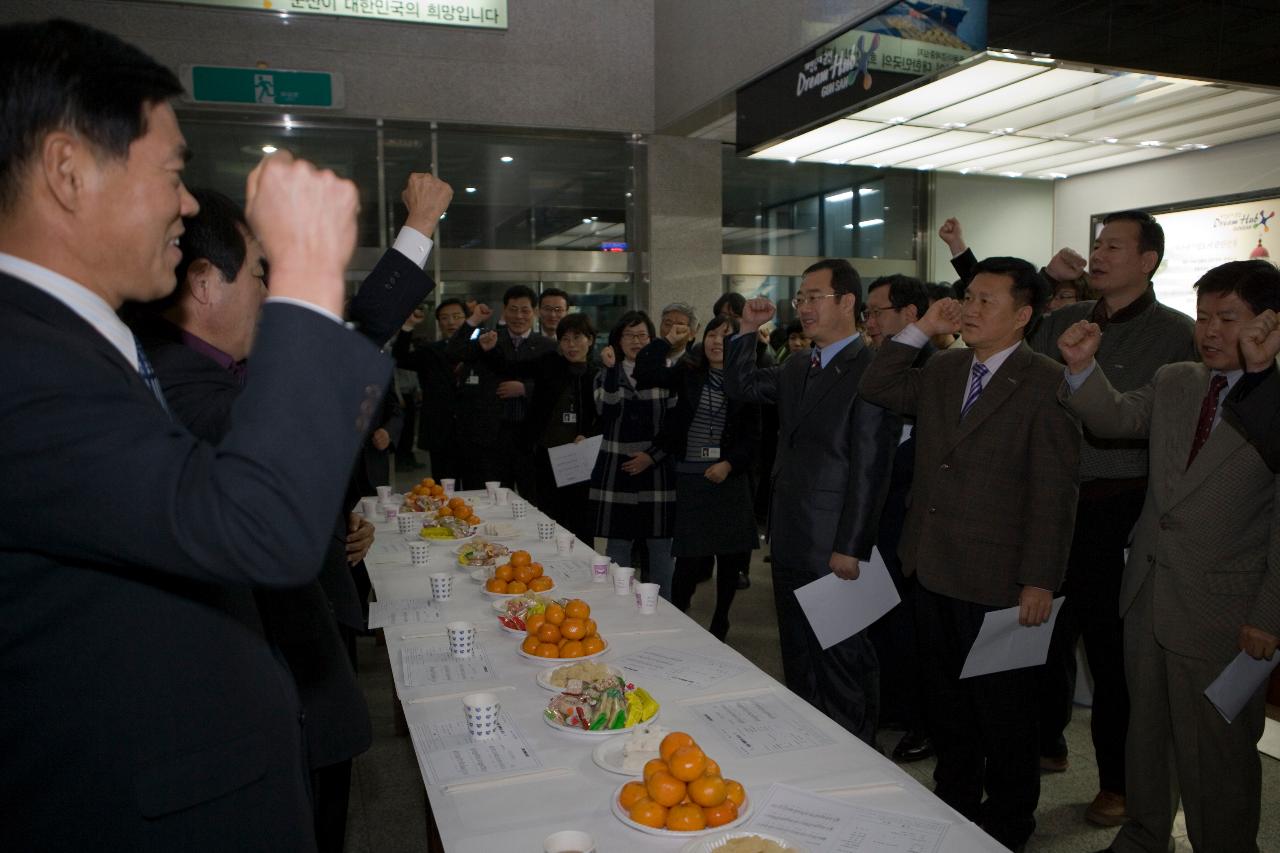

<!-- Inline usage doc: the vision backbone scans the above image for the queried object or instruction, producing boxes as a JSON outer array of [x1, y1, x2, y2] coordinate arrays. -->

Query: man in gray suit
[[860, 256, 1081, 853], [1059, 258, 1280, 853], [723, 258, 899, 747]]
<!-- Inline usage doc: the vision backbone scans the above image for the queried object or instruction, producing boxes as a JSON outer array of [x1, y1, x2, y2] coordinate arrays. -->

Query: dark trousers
[[311, 760, 353, 853], [868, 558, 925, 732], [918, 585, 1040, 851], [773, 562, 879, 747], [672, 552, 749, 641], [426, 443, 459, 482], [1038, 480, 1144, 795]]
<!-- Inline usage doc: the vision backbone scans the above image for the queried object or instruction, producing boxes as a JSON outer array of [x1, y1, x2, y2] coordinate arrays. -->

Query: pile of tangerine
[[618, 732, 745, 832], [520, 599, 604, 659], [434, 496, 481, 526], [486, 550, 554, 595], [409, 478, 446, 501]]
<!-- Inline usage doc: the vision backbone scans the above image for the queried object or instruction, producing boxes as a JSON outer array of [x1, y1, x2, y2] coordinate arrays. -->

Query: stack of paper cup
[[397, 512, 422, 535], [510, 497, 528, 519], [430, 572, 453, 602], [495, 487, 511, 506], [441, 478, 456, 497], [591, 556, 610, 583], [485, 481, 501, 502], [376, 485, 392, 501], [536, 520, 556, 541], [611, 564, 634, 596], [555, 530, 575, 555], [462, 692, 500, 739], [409, 541, 431, 567], [447, 621, 476, 658], [360, 496, 380, 519], [635, 582, 660, 614], [382, 504, 399, 522]]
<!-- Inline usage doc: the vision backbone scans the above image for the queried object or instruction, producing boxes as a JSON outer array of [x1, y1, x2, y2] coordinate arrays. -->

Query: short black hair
[[555, 312, 596, 340], [785, 319, 805, 337], [434, 297, 466, 319], [538, 287, 571, 307], [0, 19, 183, 213], [689, 315, 740, 371], [868, 274, 929, 318], [803, 258, 862, 312], [712, 292, 746, 319], [1194, 260, 1280, 315], [503, 284, 537, 306], [175, 188, 248, 287], [927, 282, 956, 303], [970, 256, 1049, 338], [1101, 210, 1165, 276], [607, 310, 655, 351]]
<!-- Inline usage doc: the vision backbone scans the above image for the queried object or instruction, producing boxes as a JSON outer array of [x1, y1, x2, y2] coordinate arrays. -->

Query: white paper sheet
[[365, 537, 411, 565], [959, 597, 1064, 679], [367, 597, 442, 629], [546, 435, 603, 487], [408, 717, 543, 786], [742, 783, 950, 853], [686, 694, 835, 758], [793, 549, 900, 650], [541, 557, 595, 588], [614, 645, 750, 689], [1204, 650, 1280, 723], [401, 645, 498, 687]]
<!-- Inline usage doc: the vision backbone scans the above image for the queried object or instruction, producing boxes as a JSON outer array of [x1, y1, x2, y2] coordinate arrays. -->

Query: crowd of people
[[2, 17, 1278, 853]]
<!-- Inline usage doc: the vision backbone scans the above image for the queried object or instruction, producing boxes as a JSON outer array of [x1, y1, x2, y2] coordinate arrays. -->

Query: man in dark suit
[[393, 297, 468, 480], [723, 259, 899, 746], [862, 274, 935, 764], [859, 257, 1081, 853], [1224, 307, 1280, 472], [0, 20, 389, 853], [448, 285, 557, 494]]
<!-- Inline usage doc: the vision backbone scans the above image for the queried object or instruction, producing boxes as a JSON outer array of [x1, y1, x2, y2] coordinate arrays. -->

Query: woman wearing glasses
[[589, 311, 678, 600], [634, 315, 760, 639]]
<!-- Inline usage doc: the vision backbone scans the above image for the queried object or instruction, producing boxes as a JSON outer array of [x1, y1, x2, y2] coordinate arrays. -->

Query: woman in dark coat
[[589, 311, 678, 599], [634, 316, 760, 639], [476, 313, 600, 544]]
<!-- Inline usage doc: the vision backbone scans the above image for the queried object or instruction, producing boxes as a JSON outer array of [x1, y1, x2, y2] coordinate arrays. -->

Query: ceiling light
[[625, 192, 632, 198], [261, 144, 277, 154], [843, 223, 854, 229], [942, 122, 968, 129], [858, 188, 878, 196], [1000, 171, 1023, 177], [1175, 143, 1211, 151], [917, 164, 936, 170], [465, 186, 477, 193], [824, 190, 854, 203], [850, 58, 1046, 124], [582, 218, 592, 224], [1138, 140, 1162, 146], [1101, 137, 1119, 144], [1049, 172, 1069, 178], [888, 116, 908, 124], [500, 155, 514, 163], [859, 218, 884, 228]]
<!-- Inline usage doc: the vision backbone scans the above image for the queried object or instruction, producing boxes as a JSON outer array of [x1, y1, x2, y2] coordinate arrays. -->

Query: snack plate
[[679, 830, 806, 853], [413, 531, 476, 545], [476, 522, 521, 541], [482, 581, 556, 599], [496, 619, 526, 636], [516, 639, 608, 665], [611, 781, 751, 838], [536, 663, 626, 693], [543, 706, 659, 738], [469, 569, 489, 583], [592, 733, 651, 777]]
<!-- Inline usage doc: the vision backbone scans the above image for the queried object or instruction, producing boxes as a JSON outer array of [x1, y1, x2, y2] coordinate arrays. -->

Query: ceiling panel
[[849, 61, 1046, 123], [801, 125, 942, 164], [920, 68, 1109, 129], [964, 74, 1169, 133], [748, 120, 883, 161]]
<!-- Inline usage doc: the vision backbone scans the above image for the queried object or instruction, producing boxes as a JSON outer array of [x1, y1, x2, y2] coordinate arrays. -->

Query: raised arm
[[445, 302, 492, 363], [722, 297, 783, 404], [859, 298, 959, 416], [1057, 320, 1155, 439]]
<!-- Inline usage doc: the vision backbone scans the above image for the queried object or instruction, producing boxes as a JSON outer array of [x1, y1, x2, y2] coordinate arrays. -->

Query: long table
[[364, 491, 1002, 852]]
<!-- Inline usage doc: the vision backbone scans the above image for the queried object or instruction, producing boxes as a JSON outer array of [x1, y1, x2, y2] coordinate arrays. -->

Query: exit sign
[[183, 65, 344, 108]]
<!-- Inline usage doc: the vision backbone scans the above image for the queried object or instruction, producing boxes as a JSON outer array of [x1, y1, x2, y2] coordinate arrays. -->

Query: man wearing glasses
[[537, 287, 571, 337], [723, 259, 899, 746]]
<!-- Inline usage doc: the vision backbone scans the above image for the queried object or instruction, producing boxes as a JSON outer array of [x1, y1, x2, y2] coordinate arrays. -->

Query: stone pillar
[[643, 135, 723, 328]]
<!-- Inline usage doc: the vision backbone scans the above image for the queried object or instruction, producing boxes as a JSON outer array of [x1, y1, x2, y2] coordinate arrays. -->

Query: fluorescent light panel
[[1023, 146, 1172, 177], [1022, 82, 1217, 138], [749, 120, 881, 161], [801, 125, 940, 163], [896, 134, 1043, 169], [942, 139, 1093, 173], [1094, 90, 1278, 141], [859, 130, 991, 166], [964, 74, 1170, 133], [920, 68, 1108, 128], [849, 59, 1046, 123]]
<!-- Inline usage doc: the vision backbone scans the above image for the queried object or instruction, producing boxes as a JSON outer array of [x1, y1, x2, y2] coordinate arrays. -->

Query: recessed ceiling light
[[1102, 137, 1119, 144], [464, 186, 476, 193], [1138, 140, 1162, 147], [261, 144, 277, 154], [1000, 171, 1023, 177], [625, 191, 632, 198], [1175, 142, 1211, 151], [858, 188, 878, 196], [888, 116, 908, 124], [582, 218, 592, 224], [500, 155, 514, 163], [786, 158, 797, 164], [942, 122, 968, 129], [859, 218, 885, 228], [1049, 172, 1069, 178], [843, 223, 854, 229], [916, 164, 936, 171], [824, 190, 854, 203]]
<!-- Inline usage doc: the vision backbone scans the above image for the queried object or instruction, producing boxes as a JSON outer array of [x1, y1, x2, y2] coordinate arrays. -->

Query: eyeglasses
[[863, 307, 901, 320], [621, 332, 651, 342], [791, 292, 839, 309], [541, 306, 567, 314]]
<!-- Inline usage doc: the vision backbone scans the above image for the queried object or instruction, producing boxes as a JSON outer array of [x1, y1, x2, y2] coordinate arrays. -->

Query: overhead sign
[[151, 0, 505, 29], [183, 65, 344, 108], [738, 1, 987, 152]]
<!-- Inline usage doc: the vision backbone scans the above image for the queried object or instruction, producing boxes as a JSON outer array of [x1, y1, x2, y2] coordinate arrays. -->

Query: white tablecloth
[[365, 490, 1002, 852]]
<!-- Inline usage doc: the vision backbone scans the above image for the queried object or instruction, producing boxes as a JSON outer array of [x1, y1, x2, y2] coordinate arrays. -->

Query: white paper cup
[[536, 520, 556, 541], [447, 621, 476, 658], [485, 480, 501, 500], [543, 830, 596, 853], [397, 512, 422, 535], [441, 478, 456, 496], [510, 497, 527, 518], [430, 572, 453, 602], [376, 485, 392, 500], [360, 497, 380, 519], [611, 564, 634, 596], [462, 691, 500, 739], [636, 582, 660, 614], [496, 487, 511, 506], [409, 541, 431, 567], [556, 536, 575, 555], [591, 557, 610, 583], [382, 505, 399, 522]]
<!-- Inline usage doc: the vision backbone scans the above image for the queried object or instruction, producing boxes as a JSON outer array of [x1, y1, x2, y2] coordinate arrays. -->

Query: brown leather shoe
[[1085, 790, 1127, 827], [1039, 753, 1069, 773]]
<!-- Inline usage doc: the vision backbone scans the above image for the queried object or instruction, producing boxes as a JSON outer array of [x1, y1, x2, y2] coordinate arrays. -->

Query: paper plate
[[414, 531, 476, 546], [516, 639, 607, 665], [679, 830, 806, 853], [497, 619, 527, 636], [543, 706, 659, 738], [611, 781, 750, 838], [476, 522, 521, 541], [592, 733, 661, 777], [482, 581, 556, 599], [536, 663, 626, 693], [469, 569, 489, 583]]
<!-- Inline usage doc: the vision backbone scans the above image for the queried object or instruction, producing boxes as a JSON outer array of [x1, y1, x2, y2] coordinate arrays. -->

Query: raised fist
[[1057, 320, 1102, 373], [938, 217, 965, 254], [1046, 247, 1087, 283], [599, 345, 617, 368], [402, 172, 453, 238], [477, 330, 499, 351], [469, 302, 492, 325], [665, 323, 692, 349], [740, 297, 776, 332], [918, 297, 962, 338], [1239, 309, 1280, 373]]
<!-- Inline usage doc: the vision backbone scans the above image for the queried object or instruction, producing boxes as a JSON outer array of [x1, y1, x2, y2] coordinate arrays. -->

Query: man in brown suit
[[860, 256, 1081, 853], [1059, 259, 1280, 853]]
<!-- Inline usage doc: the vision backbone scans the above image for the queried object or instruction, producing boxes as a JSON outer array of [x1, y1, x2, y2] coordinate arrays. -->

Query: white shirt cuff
[[1063, 361, 1096, 393], [392, 226, 434, 269], [266, 296, 345, 326], [892, 324, 931, 349]]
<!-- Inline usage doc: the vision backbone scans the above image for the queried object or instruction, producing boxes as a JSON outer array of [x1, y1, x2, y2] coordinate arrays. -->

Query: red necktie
[[810, 347, 821, 370], [1186, 374, 1229, 469]]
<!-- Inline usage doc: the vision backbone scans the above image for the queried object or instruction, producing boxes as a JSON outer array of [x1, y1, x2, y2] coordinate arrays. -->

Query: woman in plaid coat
[[589, 311, 678, 599]]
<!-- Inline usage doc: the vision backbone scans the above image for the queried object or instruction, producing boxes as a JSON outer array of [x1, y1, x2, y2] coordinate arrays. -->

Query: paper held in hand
[[546, 435, 603, 487], [1204, 650, 1280, 723], [794, 549, 900, 650], [959, 597, 1065, 679]]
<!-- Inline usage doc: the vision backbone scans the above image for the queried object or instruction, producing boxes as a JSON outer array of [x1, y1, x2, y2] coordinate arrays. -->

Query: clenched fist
[[739, 297, 776, 333], [917, 297, 962, 338], [938, 217, 965, 255], [402, 172, 453, 238], [468, 302, 493, 326], [1239, 309, 1280, 373], [1057, 320, 1102, 374], [1046, 247, 1087, 283], [665, 323, 692, 349]]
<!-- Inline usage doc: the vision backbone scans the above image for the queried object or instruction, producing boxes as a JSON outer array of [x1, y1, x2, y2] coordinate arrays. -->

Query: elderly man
[[659, 301, 699, 364]]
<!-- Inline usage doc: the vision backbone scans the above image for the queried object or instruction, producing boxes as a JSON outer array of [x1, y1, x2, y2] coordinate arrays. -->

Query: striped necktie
[[960, 361, 989, 419], [134, 337, 172, 418], [809, 347, 822, 371]]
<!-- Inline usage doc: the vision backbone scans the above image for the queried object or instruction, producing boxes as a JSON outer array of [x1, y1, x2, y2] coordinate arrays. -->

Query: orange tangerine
[[619, 780, 648, 811], [583, 617, 597, 638], [724, 779, 745, 807], [533, 642, 560, 658], [560, 618, 586, 640], [668, 745, 707, 782], [646, 771, 686, 808], [660, 732, 695, 763], [506, 580, 527, 594], [520, 635, 540, 655], [510, 550, 531, 566], [565, 599, 590, 619], [686, 775, 726, 807], [665, 802, 706, 831], [494, 564, 514, 582], [536, 623, 561, 644], [642, 758, 667, 781], [525, 613, 546, 633], [629, 798, 667, 829], [544, 603, 566, 625], [703, 758, 721, 778], [513, 564, 535, 585], [560, 640, 584, 658], [484, 578, 507, 594], [528, 562, 544, 579], [528, 576, 554, 592], [702, 799, 738, 827], [581, 636, 605, 655]]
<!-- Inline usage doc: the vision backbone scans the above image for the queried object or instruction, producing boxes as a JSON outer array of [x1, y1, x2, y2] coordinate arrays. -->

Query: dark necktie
[[1186, 374, 1229, 469], [960, 361, 989, 419], [809, 347, 822, 372], [134, 337, 171, 418]]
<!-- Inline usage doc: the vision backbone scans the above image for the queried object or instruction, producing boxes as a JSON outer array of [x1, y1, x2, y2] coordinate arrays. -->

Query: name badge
[[700, 447, 721, 460], [562, 412, 577, 424], [465, 374, 480, 385]]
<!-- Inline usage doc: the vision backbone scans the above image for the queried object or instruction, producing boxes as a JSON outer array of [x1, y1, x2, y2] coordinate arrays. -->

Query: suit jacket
[[1065, 362, 1280, 661], [1224, 364, 1280, 473], [0, 275, 389, 852], [447, 324, 557, 446], [723, 333, 898, 573], [392, 333, 457, 450], [860, 340, 1081, 607]]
